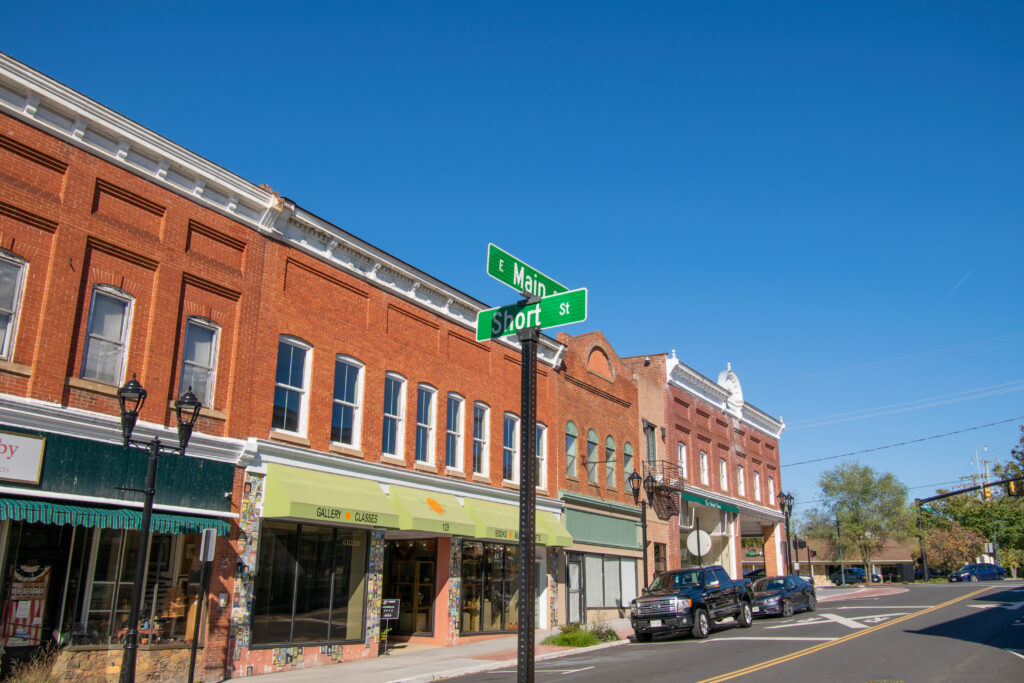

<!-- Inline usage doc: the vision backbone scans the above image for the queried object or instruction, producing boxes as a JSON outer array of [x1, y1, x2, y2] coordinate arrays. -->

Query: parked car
[[914, 566, 950, 580], [630, 565, 755, 642], [752, 575, 817, 617], [830, 567, 881, 585], [947, 563, 1006, 582], [743, 568, 767, 582]]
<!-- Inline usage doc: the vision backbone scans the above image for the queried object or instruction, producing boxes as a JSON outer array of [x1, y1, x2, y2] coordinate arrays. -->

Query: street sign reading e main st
[[487, 243, 568, 298], [476, 287, 587, 341]]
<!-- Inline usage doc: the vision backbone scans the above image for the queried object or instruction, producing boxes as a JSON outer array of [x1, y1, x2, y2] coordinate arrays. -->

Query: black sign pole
[[516, 322, 539, 683]]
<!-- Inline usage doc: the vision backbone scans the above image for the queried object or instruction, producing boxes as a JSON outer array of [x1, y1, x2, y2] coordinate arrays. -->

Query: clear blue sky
[[4, 2, 1022, 522]]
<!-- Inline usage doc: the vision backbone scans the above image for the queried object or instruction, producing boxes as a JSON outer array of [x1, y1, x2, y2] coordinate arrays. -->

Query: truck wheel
[[691, 608, 710, 639], [635, 631, 653, 643], [736, 601, 753, 628], [782, 601, 794, 618], [807, 595, 817, 612]]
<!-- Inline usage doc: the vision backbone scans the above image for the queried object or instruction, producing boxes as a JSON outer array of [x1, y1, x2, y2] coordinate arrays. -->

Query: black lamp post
[[628, 470, 658, 590], [777, 491, 795, 576], [118, 375, 201, 683]]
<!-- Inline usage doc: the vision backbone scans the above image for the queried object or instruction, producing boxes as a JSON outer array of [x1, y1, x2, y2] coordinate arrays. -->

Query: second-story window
[[535, 423, 547, 489], [624, 442, 634, 477], [586, 429, 599, 484], [605, 436, 616, 488], [81, 286, 133, 386], [753, 471, 762, 501], [179, 318, 219, 407], [737, 465, 746, 496], [677, 442, 687, 479], [382, 373, 405, 457], [272, 336, 311, 435], [699, 450, 709, 486], [719, 458, 728, 491], [331, 356, 363, 447], [0, 253, 27, 360], [472, 402, 488, 475], [565, 421, 578, 478], [446, 393, 463, 469], [503, 413, 519, 482], [415, 385, 436, 464], [644, 421, 657, 468], [768, 476, 775, 504]]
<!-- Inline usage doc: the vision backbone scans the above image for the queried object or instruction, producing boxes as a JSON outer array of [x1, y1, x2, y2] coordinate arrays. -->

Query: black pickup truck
[[629, 565, 754, 642]]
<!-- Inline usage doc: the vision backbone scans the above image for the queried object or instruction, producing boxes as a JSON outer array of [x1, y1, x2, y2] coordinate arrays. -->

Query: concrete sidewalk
[[244, 619, 633, 683]]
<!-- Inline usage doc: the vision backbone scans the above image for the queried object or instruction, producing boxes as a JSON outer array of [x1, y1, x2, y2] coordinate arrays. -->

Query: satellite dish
[[686, 530, 712, 557]]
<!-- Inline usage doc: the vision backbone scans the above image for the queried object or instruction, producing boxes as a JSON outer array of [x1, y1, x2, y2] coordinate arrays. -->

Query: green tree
[[804, 462, 913, 573], [921, 523, 985, 572]]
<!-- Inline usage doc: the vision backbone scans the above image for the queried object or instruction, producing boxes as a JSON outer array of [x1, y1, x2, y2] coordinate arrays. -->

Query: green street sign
[[476, 288, 587, 341], [487, 244, 568, 298]]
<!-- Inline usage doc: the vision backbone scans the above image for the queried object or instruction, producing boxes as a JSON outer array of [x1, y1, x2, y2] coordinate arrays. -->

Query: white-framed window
[[565, 421, 578, 477], [605, 436, 616, 488], [179, 317, 219, 408], [719, 458, 728, 491], [503, 413, 520, 482], [699, 450, 709, 486], [415, 384, 437, 464], [81, 285, 133, 386], [0, 252, 27, 360], [677, 442, 687, 479], [331, 355, 363, 448], [753, 471, 762, 501], [445, 393, 464, 470], [382, 372, 406, 457], [272, 336, 311, 435], [737, 465, 746, 496], [768, 476, 776, 504], [624, 442, 634, 477], [535, 423, 547, 490], [472, 402, 489, 475], [586, 429, 599, 484]]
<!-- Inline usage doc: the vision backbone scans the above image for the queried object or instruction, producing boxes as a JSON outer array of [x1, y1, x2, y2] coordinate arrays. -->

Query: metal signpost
[[479, 245, 587, 683]]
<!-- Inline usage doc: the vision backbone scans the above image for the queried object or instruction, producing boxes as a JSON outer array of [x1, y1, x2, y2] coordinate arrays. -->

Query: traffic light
[[1009, 480, 1017, 496], [982, 485, 991, 500], [810, 550, 817, 558]]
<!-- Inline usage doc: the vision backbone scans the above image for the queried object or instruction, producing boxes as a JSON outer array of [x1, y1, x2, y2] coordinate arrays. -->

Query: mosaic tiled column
[[230, 471, 265, 664], [548, 549, 560, 628], [365, 529, 386, 649], [447, 538, 463, 644]]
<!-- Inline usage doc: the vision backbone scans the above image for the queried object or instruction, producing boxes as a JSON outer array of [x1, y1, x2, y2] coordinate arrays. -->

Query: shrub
[[587, 613, 620, 642], [6, 647, 58, 683]]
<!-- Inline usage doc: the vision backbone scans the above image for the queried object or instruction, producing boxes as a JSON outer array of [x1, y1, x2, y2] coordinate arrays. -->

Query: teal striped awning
[[0, 498, 231, 536]]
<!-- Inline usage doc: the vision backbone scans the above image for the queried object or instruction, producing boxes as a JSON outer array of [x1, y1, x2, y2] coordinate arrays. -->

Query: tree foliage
[[804, 462, 913, 570], [922, 523, 985, 571]]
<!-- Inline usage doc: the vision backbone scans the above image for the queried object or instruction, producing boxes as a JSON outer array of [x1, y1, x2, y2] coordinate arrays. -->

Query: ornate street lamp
[[628, 470, 659, 590], [777, 491, 795, 575], [118, 376, 202, 683]]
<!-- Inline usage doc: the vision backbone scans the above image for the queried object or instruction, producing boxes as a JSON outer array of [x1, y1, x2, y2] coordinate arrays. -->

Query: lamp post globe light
[[628, 470, 658, 590], [777, 491, 795, 576], [117, 375, 201, 683]]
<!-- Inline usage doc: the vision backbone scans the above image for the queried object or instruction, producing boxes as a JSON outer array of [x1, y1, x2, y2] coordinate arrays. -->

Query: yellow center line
[[694, 586, 995, 683]]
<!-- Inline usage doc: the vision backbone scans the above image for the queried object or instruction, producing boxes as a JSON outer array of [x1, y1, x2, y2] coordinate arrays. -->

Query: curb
[[385, 637, 630, 683]]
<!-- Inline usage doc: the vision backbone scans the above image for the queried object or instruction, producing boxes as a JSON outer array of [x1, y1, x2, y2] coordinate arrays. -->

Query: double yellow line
[[696, 586, 994, 683]]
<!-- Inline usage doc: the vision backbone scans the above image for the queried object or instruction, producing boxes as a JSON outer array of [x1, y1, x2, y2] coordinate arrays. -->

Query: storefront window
[[460, 541, 519, 634], [252, 522, 368, 645]]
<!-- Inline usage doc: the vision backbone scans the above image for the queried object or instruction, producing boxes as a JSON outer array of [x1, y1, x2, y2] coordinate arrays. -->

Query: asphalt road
[[457, 582, 1024, 683]]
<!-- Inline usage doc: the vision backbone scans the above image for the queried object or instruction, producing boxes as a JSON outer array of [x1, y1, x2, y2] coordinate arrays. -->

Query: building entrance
[[383, 539, 436, 635]]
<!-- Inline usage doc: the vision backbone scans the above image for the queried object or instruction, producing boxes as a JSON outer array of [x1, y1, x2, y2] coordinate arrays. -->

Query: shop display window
[[460, 541, 519, 634]]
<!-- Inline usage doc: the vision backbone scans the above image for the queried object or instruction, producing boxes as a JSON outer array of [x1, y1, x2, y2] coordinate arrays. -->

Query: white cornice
[[0, 394, 245, 465], [242, 437, 565, 515], [0, 53, 563, 367], [665, 356, 784, 439]]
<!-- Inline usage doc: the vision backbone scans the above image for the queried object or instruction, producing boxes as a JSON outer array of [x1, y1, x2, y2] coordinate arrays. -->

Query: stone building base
[[49, 647, 198, 682]]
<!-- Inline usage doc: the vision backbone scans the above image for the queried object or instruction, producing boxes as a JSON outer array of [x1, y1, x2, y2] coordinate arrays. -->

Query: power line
[[782, 416, 1024, 468]]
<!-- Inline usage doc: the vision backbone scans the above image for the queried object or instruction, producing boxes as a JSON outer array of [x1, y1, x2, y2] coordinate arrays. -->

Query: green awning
[[388, 485, 476, 537], [537, 512, 573, 547], [463, 499, 571, 546], [263, 463, 400, 528], [682, 491, 740, 514], [0, 498, 231, 536]]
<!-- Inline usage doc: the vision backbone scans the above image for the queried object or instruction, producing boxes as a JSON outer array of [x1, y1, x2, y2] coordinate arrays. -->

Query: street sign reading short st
[[487, 244, 568, 298], [476, 288, 587, 341]]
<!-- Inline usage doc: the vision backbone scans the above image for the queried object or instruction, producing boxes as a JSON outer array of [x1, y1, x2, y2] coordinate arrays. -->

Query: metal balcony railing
[[644, 459, 685, 491]]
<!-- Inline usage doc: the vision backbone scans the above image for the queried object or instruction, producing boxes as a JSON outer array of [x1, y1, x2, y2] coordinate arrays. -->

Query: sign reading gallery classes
[[0, 431, 45, 485]]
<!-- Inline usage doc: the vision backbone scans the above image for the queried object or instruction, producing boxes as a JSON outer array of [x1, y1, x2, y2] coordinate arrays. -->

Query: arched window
[[565, 421, 578, 477], [586, 429, 599, 483], [605, 436, 616, 488], [586, 347, 612, 379]]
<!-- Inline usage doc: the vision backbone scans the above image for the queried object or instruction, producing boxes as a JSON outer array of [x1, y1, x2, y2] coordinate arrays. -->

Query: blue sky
[[4, 2, 1022, 521]]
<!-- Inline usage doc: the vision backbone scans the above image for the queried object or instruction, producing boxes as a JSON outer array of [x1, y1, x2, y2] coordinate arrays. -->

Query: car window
[[713, 568, 731, 585]]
